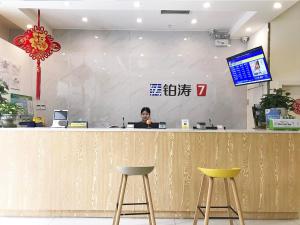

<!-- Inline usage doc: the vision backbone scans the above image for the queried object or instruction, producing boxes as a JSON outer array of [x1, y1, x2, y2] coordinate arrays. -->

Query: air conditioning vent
[[161, 10, 190, 15], [209, 29, 231, 47]]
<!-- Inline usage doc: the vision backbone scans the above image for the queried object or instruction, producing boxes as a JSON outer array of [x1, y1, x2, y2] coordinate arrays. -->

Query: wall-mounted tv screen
[[226, 46, 272, 86]]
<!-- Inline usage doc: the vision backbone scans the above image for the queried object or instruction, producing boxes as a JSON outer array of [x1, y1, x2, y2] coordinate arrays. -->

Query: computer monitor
[[134, 122, 159, 129], [52, 110, 68, 128], [53, 110, 68, 120]]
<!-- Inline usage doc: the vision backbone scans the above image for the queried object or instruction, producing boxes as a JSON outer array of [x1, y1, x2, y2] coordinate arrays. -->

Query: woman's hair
[[141, 107, 151, 114], [255, 61, 260, 68]]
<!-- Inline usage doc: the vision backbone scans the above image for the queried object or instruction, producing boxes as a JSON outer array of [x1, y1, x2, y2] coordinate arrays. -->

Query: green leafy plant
[[259, 88, 295, 122], [0, 79, 24, 115], [0, 102, 24, 115]]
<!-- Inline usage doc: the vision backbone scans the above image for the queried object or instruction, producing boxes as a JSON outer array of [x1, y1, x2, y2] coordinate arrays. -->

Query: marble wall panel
[[41, 30, 247, 128]]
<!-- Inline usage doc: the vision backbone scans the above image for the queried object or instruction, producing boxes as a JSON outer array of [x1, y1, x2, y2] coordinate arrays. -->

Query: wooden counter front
[[0, 129, 299, 219]]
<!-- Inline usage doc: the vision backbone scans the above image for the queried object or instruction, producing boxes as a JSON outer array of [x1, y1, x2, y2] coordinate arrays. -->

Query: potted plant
[[0, 79, 24, 127], [258, 88, 295, 128]]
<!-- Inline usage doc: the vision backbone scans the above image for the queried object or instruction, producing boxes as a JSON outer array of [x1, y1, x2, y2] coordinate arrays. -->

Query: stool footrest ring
[[197, 205, 239, 220], [122, 202, 148, 206], [120, 212, 150, 216], [116, 202, 148, 208]]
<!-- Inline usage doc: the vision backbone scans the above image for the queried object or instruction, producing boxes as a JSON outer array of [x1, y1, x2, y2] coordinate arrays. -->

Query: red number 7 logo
[[196, 84, 207, 96]]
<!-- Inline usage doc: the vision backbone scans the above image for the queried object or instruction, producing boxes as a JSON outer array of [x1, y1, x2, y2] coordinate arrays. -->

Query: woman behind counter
[[134, 107, 155, 128]]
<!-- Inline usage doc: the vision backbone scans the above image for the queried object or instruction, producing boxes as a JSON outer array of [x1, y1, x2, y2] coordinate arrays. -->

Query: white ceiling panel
[[0, 0, 298, 38], [39, 9, 245, 31]]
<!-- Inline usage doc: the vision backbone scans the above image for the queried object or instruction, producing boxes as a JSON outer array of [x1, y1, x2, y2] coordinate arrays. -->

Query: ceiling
[[0, 0, 298, 38], [38, 9, 245, 32]]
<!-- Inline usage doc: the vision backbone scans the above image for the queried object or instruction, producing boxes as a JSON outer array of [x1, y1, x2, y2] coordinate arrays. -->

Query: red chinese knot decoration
[[13, 9, 61, 100], [293, 99, 300, 115]]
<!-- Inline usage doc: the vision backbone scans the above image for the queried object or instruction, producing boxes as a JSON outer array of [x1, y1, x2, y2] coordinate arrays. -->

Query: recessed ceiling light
[[273, 2, 282, 9], [82, 17, 88, 22], [133, 1, 140, 8], [246, 27, 252, 32], [138, 36, 143, 40], [64, 1, 70, 7], [203, 2, 211, 9], [26, 24, 33, 29], [140, 53, 144, 57], [177, 54, 183, 57], [136, 17, 142, 23], [94, 35, 99, 39], [214, 56, 219, 59], [183, 37, 188, 41], [191, 19, 197, 24]]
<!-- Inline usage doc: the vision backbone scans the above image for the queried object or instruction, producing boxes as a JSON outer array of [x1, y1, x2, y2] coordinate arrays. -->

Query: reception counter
[[0, 128, 299, 219]]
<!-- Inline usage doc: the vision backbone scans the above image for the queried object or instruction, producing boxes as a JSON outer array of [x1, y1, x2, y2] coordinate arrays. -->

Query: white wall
[[40, 30, 247, 128], [246, 1, 300, 128], [0, 37, 34, 97], [246, 24, 269, 129], [270, 1, 300, 118], [270, 1, 300, 88]]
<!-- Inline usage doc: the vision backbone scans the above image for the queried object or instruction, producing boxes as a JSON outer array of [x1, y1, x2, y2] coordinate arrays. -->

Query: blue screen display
[[227, 46, 272, 86]]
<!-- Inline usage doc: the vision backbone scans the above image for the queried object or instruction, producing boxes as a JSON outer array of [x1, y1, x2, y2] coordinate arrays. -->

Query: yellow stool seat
[[197, 167, 241, 178]]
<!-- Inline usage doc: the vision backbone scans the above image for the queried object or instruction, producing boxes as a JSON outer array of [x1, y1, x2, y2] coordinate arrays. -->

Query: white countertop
[[0, 127, 300, 133]]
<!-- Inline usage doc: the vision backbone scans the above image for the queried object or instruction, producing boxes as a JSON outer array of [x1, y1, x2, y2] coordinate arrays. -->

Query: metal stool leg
[[143, 175, 156, 225], [113, 174, 128, 225], [143, 175, 152, 225], [204, 177, 214, 225], [193, 175, 207, 225], [230, 178, 245, 225], [224, 178, 234, 225]]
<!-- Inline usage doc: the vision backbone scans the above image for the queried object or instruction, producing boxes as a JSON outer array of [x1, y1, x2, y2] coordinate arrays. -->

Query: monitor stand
[[51, 120, 68, 128]]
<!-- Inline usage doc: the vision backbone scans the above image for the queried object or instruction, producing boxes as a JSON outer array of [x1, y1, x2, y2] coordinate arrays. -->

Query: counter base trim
[[0, 210, 298, 219]]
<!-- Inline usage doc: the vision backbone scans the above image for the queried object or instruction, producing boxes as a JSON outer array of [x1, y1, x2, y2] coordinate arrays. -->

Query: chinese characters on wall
[[150, 83, 207, 97]]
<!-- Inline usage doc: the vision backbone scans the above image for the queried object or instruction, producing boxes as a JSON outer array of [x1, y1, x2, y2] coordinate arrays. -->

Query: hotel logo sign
[[150, 83, 207, 97], [149, 84, 162, 96], [196, 84, 207, 96]]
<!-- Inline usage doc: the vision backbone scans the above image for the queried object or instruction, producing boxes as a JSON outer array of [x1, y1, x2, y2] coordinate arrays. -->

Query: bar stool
[[112, 166, 156, 225], [193, 168, 245, 225]]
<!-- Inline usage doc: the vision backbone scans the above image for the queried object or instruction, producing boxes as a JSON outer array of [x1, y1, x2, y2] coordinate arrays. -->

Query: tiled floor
[[0, 218, 299, 225]]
